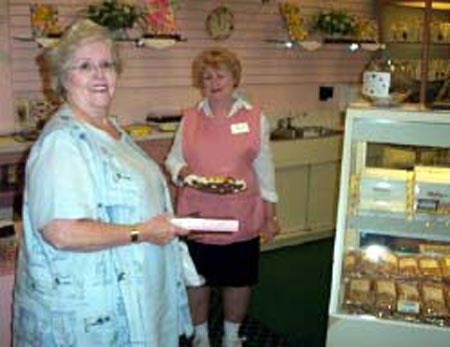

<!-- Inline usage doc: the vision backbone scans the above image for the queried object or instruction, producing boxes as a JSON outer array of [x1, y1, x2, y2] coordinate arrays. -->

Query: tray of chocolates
[[184, 174, 247, 194]]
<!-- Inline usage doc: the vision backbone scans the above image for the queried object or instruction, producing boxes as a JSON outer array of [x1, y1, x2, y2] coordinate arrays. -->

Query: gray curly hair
[[46, 19, 122, 98]]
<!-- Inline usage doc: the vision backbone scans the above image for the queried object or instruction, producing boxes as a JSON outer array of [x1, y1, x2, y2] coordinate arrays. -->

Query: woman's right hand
[[140, 213, 190, 245]]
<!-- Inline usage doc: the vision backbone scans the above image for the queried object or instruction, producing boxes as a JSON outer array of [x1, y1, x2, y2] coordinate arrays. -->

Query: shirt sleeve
[[253, 113, 279, 202], [164, 119, 187, 185], [26, 130, 97, 230]]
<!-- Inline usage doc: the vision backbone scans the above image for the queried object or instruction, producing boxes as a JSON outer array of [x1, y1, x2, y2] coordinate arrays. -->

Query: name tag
[[231, 122, 249, 134]]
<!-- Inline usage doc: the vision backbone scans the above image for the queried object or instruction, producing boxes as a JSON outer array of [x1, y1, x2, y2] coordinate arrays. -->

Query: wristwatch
[[130, 226, 140, 243]]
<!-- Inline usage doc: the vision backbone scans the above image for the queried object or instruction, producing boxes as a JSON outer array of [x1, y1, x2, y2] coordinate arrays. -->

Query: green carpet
[[249, 238, 335, 347]]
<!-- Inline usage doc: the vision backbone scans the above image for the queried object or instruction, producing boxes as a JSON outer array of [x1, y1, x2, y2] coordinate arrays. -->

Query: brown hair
[[191, 47, 242, 89], [46, 19, 122, 97]]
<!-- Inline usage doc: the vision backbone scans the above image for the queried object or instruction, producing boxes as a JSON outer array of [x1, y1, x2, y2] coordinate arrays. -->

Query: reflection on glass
[[367, 142, 450, 169]]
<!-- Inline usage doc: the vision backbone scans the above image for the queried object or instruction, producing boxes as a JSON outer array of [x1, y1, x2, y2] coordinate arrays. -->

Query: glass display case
[[326, 104, 450, 347]]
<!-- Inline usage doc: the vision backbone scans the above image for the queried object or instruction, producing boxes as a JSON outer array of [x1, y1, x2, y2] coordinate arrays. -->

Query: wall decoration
[[86, 0, 145, 38], [144, 0, 179, 35], [279, 1, 308, 42], [313, 9, 356, 40], [353, 16, 378, 42], [29, 3, 62, 38], [206, 5, 234, 41]]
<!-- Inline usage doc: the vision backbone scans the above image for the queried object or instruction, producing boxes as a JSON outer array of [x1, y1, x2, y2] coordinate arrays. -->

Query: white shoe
[[221, 336, 246, 347], [192, 334, 211, 347]]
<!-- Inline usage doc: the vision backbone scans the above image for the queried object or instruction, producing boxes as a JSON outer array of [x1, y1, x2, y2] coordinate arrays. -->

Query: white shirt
[[165, 97, 278, 202]]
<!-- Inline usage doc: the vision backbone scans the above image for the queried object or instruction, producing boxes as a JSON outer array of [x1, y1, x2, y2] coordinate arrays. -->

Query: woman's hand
[[260, 216, 280, 243], [140, 213, 190, 245], [178, 165, 193, 182]]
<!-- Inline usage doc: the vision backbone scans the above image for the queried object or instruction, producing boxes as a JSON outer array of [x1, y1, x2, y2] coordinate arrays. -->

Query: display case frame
[[326, 104, 450, 347]]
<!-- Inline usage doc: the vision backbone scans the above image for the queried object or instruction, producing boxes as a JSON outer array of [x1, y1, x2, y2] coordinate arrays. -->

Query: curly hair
[[45, 19, 122, 98], [191, 47, 242, 90]]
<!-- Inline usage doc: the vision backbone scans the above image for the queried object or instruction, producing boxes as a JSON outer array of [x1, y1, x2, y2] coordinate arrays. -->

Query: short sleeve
[[253, 114, 278, 202], [26, 130, 97, 230]]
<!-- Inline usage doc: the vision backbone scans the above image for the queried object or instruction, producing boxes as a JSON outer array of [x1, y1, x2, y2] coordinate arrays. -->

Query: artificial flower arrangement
[[314, 9, 356, 37], [86, 0, 145, 33], [144, 0, 179, 36], [353, 16, 378, 42], [30, 3, 62, 37], [279, 1, 308, 42]]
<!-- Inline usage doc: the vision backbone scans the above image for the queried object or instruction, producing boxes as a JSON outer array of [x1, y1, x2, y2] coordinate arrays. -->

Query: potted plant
[[314, 10, 356, 39], [86, 0, 145, 38]]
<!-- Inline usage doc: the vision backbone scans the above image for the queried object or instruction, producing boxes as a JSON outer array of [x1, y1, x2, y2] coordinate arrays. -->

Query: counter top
[[0, 131, 175, 154], [0, 136, 31, 153]]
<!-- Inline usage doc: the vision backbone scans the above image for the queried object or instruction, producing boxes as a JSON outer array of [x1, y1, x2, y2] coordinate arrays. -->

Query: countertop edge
[[0, 131, 175, 154]]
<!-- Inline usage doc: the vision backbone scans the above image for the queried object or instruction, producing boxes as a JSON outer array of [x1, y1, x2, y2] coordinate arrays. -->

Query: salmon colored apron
[[177, 106, 266, 245]]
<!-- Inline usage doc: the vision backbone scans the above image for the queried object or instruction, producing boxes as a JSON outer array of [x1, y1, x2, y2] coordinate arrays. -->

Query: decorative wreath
[[206, 5, 234, 40]]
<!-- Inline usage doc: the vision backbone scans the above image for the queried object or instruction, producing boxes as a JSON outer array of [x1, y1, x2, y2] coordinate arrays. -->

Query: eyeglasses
[[67, 60, 117, 74]]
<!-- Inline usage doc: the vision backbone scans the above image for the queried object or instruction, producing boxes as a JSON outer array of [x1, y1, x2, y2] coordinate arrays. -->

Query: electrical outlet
[[319, 86, 334, 101]]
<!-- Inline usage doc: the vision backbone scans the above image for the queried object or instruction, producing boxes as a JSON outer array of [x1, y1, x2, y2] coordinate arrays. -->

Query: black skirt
[[186, 237, 260, 287]]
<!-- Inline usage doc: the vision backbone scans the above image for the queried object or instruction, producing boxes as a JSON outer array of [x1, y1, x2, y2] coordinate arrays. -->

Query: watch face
[[206, 5, 234, 40]]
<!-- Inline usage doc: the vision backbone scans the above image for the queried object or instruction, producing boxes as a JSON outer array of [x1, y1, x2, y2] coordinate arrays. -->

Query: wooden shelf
[[264, 38, 383, 51], [14, 33, 187, 49]]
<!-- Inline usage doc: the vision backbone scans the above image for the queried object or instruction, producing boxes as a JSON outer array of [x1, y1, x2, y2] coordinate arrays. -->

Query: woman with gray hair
[[13, 19, 192, 346]]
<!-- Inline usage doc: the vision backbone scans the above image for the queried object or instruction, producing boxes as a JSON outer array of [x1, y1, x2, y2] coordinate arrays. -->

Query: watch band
[[130, 226, 140, 243]]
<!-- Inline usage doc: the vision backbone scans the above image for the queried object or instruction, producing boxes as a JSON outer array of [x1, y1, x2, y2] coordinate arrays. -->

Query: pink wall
[[0, 0, 14, 133], [1, 0, 375, 133]]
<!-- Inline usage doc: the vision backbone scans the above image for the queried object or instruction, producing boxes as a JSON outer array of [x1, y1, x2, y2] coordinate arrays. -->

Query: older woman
[[165, 48, 280, 347], [13, 19, 192, 346]]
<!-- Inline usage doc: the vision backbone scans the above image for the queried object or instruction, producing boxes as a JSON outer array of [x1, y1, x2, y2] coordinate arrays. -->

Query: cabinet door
[[307, 161, 340, 231], [275, 165, 308, 233]]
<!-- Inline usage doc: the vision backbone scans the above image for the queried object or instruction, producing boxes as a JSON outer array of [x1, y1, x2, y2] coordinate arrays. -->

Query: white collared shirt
[[165, 96, 278, 202]]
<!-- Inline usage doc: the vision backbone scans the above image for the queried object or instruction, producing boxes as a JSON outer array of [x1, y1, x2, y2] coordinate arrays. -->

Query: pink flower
[[145, 0, 176, 33]]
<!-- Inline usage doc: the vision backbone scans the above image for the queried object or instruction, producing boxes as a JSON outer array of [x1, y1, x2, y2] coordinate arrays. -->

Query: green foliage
[[314, 10, 356, 36], [87, 0, 144, 31]]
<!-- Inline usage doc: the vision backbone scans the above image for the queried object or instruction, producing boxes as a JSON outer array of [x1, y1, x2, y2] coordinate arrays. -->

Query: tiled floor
[[180, 317, 290, 347], [180, 288, 291, 347], [180, 238, 335, 347]]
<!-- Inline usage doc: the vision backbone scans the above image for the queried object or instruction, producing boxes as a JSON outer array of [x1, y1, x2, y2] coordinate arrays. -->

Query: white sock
[[223, 320, 240, 341], [193, 322, 210, 347]]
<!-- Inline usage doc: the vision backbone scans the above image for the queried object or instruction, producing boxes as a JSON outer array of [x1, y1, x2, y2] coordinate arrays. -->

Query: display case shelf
[[348, 216, 450, 239], [348, 215, 450, 241]]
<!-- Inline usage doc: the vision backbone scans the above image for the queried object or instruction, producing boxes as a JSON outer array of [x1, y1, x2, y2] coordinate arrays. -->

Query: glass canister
[[362, 52, 413, 107]]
